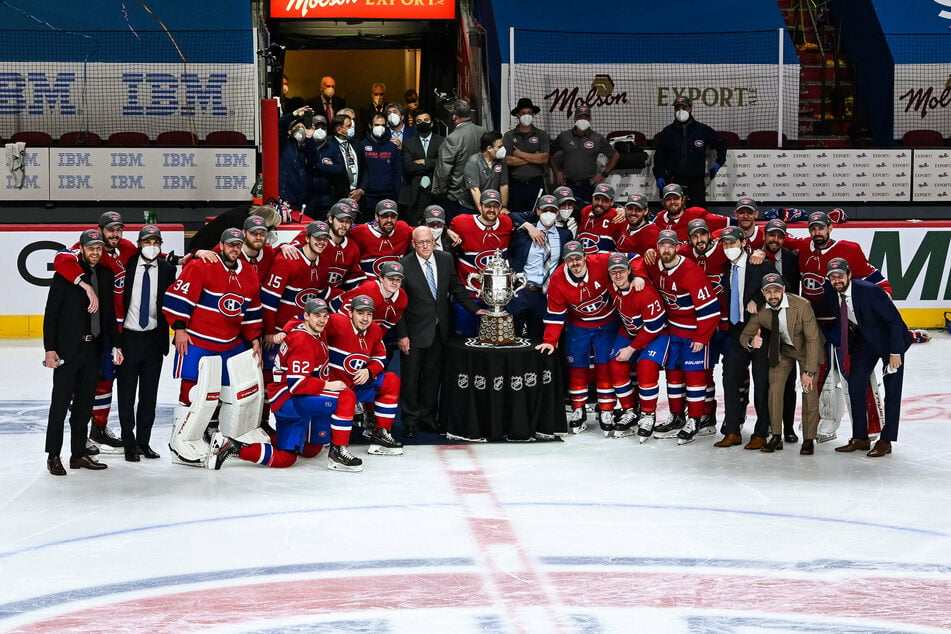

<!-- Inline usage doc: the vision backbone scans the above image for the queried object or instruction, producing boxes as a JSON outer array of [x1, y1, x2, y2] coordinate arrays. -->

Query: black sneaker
[[89, 425, 123, 448], [328, 445, 363, 471]]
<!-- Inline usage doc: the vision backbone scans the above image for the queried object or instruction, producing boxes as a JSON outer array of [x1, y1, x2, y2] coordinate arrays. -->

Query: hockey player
[[286, 201, 366, 304], [615, 193, 659, 257], [192, 214, 278, 284], [339, 261, 408, 334], [714, 197, 765, 251], [652, 183, 730, 242], [605, 252, 670, 441], [647, 229, 720, 444], [211, 298, 361, 471], [577, 182, 625, 254], [323, 295, 403, 456], [349, 199, 413, 276]]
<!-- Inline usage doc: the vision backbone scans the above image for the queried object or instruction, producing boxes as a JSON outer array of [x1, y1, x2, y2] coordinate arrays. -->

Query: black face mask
[[416, 121, 432, 135]]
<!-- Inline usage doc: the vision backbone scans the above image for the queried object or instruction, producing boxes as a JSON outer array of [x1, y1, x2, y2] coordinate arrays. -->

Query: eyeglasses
[[414, 239, 435, 246]]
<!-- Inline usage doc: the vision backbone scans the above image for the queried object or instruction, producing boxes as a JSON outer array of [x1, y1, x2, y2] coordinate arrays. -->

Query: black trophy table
[[440, 337, 566, 441]]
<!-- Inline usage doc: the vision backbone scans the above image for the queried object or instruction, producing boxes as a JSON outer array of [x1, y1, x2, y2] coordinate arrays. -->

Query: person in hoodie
[[359, 112, 403, 221], [278, 106, 319, 217], [309, 114, 346, 221]]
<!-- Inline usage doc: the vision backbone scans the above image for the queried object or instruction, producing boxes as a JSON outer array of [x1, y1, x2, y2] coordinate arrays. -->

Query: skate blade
[[569, 423, 588, 434], [816, 433, 837, 444], [368, 445, 404, 456], [696, 427, 716, 437], [327, 462, 364, 472], [677, 436, 697, 445], [89, 442, 124, 455], [638, 435, 651, 444]]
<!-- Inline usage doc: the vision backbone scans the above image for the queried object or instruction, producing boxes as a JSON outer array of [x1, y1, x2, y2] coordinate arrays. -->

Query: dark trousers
[[782, 370, 797, 434], [847, 337, 904, 442], [115, 329, 166, 449], [505, 287, 546, 340], [406, 188, 436, 227], [722, 325, 770, 436], [677, 175, 708, 208], [443, 197, 476, 221], [400, 336, 445, 432], [565, 178, 594, 207], [508, 176, 546, 215], [46, 340, 100, 458]]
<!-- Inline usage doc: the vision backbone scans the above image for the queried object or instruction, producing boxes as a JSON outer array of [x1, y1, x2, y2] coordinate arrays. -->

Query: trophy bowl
[[472, 250, 525, 345]]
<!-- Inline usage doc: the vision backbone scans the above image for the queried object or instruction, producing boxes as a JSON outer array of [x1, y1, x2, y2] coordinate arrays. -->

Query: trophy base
[[478, 312, 516, 346]]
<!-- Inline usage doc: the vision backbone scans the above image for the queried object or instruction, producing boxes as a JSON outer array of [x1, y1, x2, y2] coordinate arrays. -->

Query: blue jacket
[[836, 278, 912, 360], [652, 118, 727, 181], [359, 130, 403, 197], [508, 222, 573, 278]]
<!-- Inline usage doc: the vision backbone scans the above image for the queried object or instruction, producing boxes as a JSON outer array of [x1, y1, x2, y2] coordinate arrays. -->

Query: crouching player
[[212, 298, 362, 471], [605, 252, 670, 441]]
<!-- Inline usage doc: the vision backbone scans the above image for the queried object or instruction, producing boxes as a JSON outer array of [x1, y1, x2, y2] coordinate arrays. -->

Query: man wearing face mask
[[553, 186, 579, 237], [384, 102, 417, 150], [421, 204, 451, 251], [653, 96, 727, 208], [359, 113, 403, 220], [401, 110, 444, 227], [357, 82, 387, 138], [309, 114, 346, 221], [313, 76, 345, 122], [464, 131, 510, 214], [503, 98, 550, 214], [328, 113, 365, 204], [433, 99, 486, 219], [550, 105, 618, 206], [278, 107, 319, 217]]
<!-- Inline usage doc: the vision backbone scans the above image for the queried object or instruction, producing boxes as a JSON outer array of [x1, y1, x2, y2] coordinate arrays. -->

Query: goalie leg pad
[[169, 355, 222, 465], [218, 349, 267, 445]]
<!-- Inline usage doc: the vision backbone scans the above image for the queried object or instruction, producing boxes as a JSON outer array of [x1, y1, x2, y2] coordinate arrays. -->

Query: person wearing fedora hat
[[503, 97, 550, 214], [549, 105, 618, 206]]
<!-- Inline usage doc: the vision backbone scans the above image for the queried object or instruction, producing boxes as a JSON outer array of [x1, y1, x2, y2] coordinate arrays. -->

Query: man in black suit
[[828, 258, 912, 457], [395, 226, 485, 438], [43, 229, 123, 475], [115, 225, 176, 462], [400, 110, 444, 226], [309, 76, 345, 122], [714, 226, 777, 450]]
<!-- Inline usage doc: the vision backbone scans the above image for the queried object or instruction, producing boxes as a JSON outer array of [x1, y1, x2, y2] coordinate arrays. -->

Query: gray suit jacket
[[739, 293, 825, 373], [433, 120, 485, 204]]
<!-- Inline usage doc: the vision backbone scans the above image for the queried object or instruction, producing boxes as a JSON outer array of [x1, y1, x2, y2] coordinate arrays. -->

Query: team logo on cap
[[142, 225, 159, 234], [218, 293, 245, 317]]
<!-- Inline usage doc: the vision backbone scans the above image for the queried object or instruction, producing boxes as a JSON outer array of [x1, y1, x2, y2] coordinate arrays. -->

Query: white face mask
[[675, 109, 690, 123], [519, 114, 533, 127], [387, 112, 402, 127], [724, 246, 743, 261], [141, 245, 160, 260], [494, 146, 507, 160], [430, 227, 444, 240], [314, 128, 327, 141], [346, 126, 355, 139], [575, 119, 591, 131], [559, 208, 573, 221], [372, 125, 386, 138], [293, 128, 305, 143], [539, 211, 557, 227]]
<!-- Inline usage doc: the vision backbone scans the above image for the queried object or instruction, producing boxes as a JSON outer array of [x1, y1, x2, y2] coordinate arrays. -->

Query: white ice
[[1, 333, 950, 633]]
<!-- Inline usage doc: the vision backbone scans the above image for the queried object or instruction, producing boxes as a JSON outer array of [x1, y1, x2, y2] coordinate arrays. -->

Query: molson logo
[[898, 74, 951, 119], [545, 74, 629, 119]]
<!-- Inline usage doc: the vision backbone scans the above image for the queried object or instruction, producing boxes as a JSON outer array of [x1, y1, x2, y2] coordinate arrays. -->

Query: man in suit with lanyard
[[395, 226, 485, 438], [400, 110, 443, 227], [115, 225, 176, 462]]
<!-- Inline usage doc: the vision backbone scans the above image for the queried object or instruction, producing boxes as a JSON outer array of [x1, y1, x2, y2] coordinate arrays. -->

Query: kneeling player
[[605, 253, 670, 441], [213, 299, 362, 471]]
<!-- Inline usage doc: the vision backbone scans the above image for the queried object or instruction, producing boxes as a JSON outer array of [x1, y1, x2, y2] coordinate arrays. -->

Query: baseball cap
[[380, 261, 405, 278], [304, 298, 330, 314], [243, 215, 268, 233], [574, 105, 591, 120], [137, 225, 162, 241], [827, 258, 851, 276], [423, 205, 446, 225], [624, 193, 648, 209], [735, 197, 758, 214], [673, 95, 692, 109], [662, 183, 684, 199], [221, 228, 244, 244], [687, 218, 709, 236], [80, 228, 105, 246], [562, 241, 585, 258], [657, 229, 679, 246], [808, 211, 831, 228], [720, 226, 745, 242], [306, 221, 331, 238], [338, 197, 359, 210], [592, 182, 615, 200], [98, 211, 124, 229], [328, 202, 356, 220], [554, 186, 576, 205], [350, 294, 375, 312], [480, 189, 502, 205], [761, 273, 785, 290], [606, 252, 630, 271], [375, 199, 399, 217], [537, 195, 558, 211], [312, 114, 328, 127], [765, 219, 787, 235]]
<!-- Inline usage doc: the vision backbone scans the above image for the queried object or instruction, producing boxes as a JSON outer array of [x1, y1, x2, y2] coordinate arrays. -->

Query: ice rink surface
[[1, 333, 950, 633]]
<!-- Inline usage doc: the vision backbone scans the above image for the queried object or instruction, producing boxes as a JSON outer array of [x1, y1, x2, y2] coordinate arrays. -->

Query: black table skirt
[[440, 337, 566, 441]]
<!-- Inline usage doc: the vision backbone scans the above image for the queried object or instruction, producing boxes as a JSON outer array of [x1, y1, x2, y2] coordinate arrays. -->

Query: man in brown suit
[[739, 273, 825, 455]]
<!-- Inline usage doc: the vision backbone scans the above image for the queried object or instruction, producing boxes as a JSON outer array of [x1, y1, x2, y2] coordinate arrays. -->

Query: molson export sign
[[270, 0, 455, 19]]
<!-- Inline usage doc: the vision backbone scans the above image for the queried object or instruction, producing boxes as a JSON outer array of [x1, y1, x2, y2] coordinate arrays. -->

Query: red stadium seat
[[746, 130, 788, 148], [156, 130, 198, 146], [11, 131, 53, 146], [902, 129, 945, 147], [107, 132, 150, 146], [59, 131, 102, 146], [718, 131, 742, 147], [205, 130, 248, 146]]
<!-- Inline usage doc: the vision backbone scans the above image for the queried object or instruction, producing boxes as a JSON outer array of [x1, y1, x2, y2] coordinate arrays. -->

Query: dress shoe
[[800, 439, 815, 455], [403, 425, 417, 440], [761, 434, 784, 453], [47, 455, 67, 476], [124, 445, 140, 462], [835, 438, 871, 453], [744, 436, 766, 450], [867, 440, 892, 457], [714, 434, 742, 448], [138, 445, 160, 459], [784, 431, 799, 443], [69, 455, 108, 470]]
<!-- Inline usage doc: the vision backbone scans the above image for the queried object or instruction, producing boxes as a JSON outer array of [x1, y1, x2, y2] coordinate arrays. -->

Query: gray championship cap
[[720, 226, 745, 242], [673, 95, 693, 109], [137, 224, 162, 241], [537, 195, 558, 211], [350, 294, 375, 312], [687, 218, 709, 236], [765, 219, 788, 234], [375, 199, 399, 216], [80, 228, 105, 246], [657, 229, 679, 246], [306, 221, 331, 238], [423, 205, 446, 225], [592, 182, 615, 200], [244, 215, 268, 233], [563, 241, 585, 258], [624, 193, 648, 209], [554, 186, 576, 205], [328, 202, 356, 220], [662, 183, 685, 199], [735, 197, 758, 214], [827, 258, 851, 276], [808, 211, 831, 228], [606, 252, 630, 271], [380, 261, 405, 278], [304, 298, 330, 314], [480, 189, 502, 205], [761, 273, 785, 290], [221, 228, 244, 244], [98, 211, 124, 229]]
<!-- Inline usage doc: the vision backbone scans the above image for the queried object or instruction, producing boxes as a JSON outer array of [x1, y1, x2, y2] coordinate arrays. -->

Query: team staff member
[[115, 225, 175, 462], [400, 110, 443, 227], [433, 99, 486, 219], [652, 95, 727, 207], [550, 106, 617, 205], [464, 131, 510, 214], [503, 97, 550, 213], [44, 229, 123, 475]]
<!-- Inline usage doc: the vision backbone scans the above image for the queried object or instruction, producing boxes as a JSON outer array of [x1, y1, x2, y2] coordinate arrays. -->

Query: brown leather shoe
[[761, 434, 784, 453], [47, 455, 66, 476], [714, 434, 742, 447], [800, 439, 815, 455], [69, 455, 108, 470], [835, 438, 871, 453], [744, 436, 766, 450], [867, 440, 892, 457]]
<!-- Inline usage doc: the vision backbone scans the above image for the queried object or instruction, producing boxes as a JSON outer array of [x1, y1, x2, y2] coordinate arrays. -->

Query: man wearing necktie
[[715, 226, 776, 450], [115, 225, 176, 462], [740, 274, 825, 455], [827, 258, 911, 458]]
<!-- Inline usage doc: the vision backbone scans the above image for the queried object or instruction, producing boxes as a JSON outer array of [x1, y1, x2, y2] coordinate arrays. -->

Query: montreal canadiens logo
[[114, 271, 126, 289], [577, 293, 608, 314], [494, 164, 502, 172], [295, 288, 321, 308], [344, 354, 368, 373], [658, 289, 678, 308], [529, 136, 538, 143], [218, 293, 245, 316], [364, 145, 372, 152], [801, 272, 827, 296], [584, 140, 595, 149], [474, 250, 500, 269], [326, 269, 344, 285], [372, 255, 399, 277], [694, 140, 705, 147], [577, 232, 600, 253]]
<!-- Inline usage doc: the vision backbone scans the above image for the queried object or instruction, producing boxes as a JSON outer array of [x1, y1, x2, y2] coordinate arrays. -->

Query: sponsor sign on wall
[[912, 148, 951, 201], [894, 66, 951, 139], [2, 148, 255, 202], [270, 0, 455, 20]]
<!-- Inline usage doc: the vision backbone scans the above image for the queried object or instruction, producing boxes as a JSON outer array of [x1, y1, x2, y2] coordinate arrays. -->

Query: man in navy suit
[[828, 258, 911, 457]]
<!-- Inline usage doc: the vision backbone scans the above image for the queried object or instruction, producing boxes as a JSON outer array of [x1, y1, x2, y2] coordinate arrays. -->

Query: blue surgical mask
[[346, 127, 355, 139]]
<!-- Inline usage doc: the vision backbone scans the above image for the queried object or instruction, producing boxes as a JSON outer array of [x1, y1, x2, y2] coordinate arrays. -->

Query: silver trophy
[[467, 249, 526, 345]]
